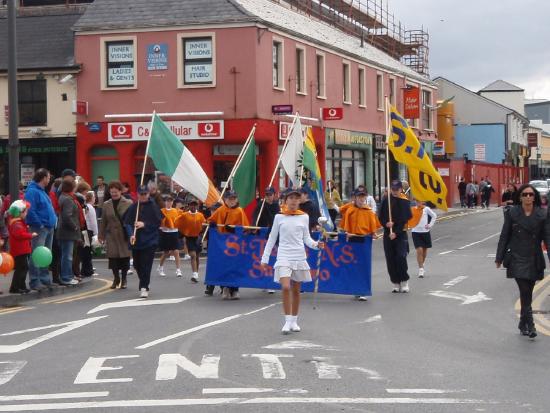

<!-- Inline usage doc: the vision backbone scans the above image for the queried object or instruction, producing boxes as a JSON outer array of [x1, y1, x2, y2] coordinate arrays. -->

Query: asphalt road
[[0, 208, 549, 412]]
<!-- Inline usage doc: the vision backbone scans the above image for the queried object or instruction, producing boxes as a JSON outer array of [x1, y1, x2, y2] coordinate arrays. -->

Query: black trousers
[[328, 208, 338, 224], [10, 254, 29, 292], [515, 278, 536, 316], [132, 246, 156, 291], [80, 231, 94, 277], [383, 232, 410, 284]]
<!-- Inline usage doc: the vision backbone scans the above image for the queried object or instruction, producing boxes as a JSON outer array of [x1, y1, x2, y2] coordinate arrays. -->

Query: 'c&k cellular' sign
[[108, 120, 224, 141]]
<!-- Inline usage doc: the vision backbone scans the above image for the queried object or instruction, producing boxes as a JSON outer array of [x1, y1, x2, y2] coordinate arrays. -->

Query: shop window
[[316, 52, 326, 98], [90, 146, 119, 183], [273, 39, 284, 89], [296, 46, 306, 94], [104, 39, 136, 88], [422, 89, 433, 130], [179, 34, 216, 87], [358, 67, 366, 107], [376, 73, 384, 110], [343, 62, 351, 104], [18, 79, 46, 126]]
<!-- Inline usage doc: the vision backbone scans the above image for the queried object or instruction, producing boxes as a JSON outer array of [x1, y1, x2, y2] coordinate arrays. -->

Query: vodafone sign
[[322, 107, 343, 121], [108, 120, 224, 141]]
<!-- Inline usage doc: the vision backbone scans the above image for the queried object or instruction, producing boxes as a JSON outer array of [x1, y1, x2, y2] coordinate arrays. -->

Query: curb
[[0, 277, 98, 308]]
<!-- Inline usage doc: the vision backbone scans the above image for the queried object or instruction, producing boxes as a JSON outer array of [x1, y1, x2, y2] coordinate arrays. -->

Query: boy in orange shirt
[[339, 187, 381, 301], [206, 190, 249, 299], [175, 198, 206, 283], [158, 195, 183, 277]]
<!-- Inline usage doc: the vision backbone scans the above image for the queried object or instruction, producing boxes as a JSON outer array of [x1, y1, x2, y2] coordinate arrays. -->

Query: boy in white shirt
[[409, 199, 437, 278]]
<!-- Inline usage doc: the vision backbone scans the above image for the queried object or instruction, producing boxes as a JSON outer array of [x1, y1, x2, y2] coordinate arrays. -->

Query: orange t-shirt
[[340, 204, 381, 235], [407, 206, 424, 229], [175, 211, 206, 237], [160, 208, 181, 229], [338, 202, 353, 231], [208, 204, 250, 233]]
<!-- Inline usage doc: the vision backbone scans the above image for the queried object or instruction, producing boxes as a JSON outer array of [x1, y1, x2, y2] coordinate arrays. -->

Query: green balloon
[[31, 246, 52, 268]]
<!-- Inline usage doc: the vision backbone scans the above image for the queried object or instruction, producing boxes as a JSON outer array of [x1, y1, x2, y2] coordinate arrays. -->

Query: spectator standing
[[56, 180, 82, 285], [7, 200, 36, 294], [458, 177, 467, 208], [502, 184, 517, 207], [24, 168, 57, 290], [93, 176, 109, 218], [324, 180, 342, 224], [81, 190, 98, 277]]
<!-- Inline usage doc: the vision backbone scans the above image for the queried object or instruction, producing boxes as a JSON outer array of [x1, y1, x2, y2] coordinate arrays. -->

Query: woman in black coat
[[496, 183, 550, 338]]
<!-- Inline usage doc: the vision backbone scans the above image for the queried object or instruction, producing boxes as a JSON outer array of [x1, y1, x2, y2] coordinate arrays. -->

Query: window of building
[[422, 89, 433, 130], [316, 52, 326, 98], [273, 40, 284, 89], [296, 47, 306, 94], [343, 61, 351, 104], [376, 73, 384, 110], [18, 79, 47, 126], [105, 40, 135, 88], [389, 77, 396, 105], [177, 33, 216, 88], [358, 67, 366, 107], [326, 148, 367, 201]]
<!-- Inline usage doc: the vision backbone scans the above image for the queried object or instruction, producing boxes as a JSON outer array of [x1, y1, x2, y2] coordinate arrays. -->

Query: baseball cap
[[188, 197, 199, 205], [282, 187, 301, 198], [223, 190, 238, 199], [390, 180, 403, 190], [137, 185, 149, 194], [61, 168, 76, 178], [353, 187, 367, 196], [265, 186, 276, 195]]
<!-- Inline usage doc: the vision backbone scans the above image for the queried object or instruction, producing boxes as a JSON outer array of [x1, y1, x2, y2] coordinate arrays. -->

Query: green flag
[[232, 137, 256, 207]]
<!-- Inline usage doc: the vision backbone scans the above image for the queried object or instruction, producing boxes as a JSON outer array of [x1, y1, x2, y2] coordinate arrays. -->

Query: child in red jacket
[[8, 200, 37, 294]]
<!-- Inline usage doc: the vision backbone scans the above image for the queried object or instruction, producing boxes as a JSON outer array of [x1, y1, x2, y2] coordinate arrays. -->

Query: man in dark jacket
[[458, 177, 467, 208], [253, 186, 280, 228], [299, 188, 320, 232], [24, 168, 57, 290], [378, 180, 412, 293], [124, 185, 163, 298]]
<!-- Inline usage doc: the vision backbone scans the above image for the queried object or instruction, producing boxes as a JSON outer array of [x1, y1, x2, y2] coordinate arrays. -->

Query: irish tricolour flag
[[147, 114, 220, 206]]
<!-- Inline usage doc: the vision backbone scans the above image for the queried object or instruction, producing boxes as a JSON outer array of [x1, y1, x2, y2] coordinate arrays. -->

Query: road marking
[[0, 307, 34, 316], [0, 316, 107, 354], [360, 314, 382, 323], [75, 355, 140, 384], [202, 388, 308, 395], [432, 235, 451, 242], [528, 275, 550, 336], [0, 361, 26, 385], [243, 354, 293, 379], [347, 367, 383, 380], [310, 357, 341, 379], [457, 233, 500, 250], [41, 278, 112, 304], [136, 302, 280, 350], [386, 389, 466, 394], [156, 354, 220, 380], [0, 392, 109, 401], [444, 276, 468, 288], [487, 254, 496, 258], [428, 291, 492, 305], [0, 397, 487, 410], [263, 340, 338, 351], [439, 251, 453, 255], [87, 297, 194, 314]]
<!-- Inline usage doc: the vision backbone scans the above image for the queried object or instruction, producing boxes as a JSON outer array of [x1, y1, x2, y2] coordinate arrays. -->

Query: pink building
[[74, 0, 436, 200]]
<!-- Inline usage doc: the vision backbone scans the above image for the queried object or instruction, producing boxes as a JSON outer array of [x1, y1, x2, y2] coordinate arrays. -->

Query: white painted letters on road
[[74, 355, 139, 384], [0, 361, 26, 386], [310, 357, 341, 379], [156, 354, 220, 380], [243, 354, 293, 379]]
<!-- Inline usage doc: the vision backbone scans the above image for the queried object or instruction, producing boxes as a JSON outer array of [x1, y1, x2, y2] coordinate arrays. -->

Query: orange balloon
[[0, 253, 14, 275]]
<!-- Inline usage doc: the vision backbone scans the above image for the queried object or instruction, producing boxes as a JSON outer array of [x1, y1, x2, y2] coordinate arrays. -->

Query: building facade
[[73, 0, 436, 201]]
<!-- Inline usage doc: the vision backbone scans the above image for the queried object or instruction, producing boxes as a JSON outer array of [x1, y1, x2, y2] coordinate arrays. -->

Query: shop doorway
[[90, 146, 119, 184]]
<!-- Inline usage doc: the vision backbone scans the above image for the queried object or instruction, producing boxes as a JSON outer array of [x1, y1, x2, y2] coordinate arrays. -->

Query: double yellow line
[[41, 278, 113, 304], [515, 276, 550, 336]]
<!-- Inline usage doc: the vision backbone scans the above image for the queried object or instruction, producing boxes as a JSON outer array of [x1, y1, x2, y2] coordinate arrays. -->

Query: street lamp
[[7, 0, 20, 203]]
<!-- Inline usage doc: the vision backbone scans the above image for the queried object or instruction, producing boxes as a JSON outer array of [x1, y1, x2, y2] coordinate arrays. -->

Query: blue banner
[[205, 228, 372, 296]]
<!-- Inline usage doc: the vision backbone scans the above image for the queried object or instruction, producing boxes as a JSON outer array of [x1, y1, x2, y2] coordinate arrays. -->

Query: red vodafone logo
[[198, 122, 220, 137], [111, 124, 133, 139], [322, 107, 343, 120]]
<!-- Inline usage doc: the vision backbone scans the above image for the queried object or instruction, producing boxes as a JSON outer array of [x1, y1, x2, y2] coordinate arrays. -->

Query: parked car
[[529, 180, 549, 196]]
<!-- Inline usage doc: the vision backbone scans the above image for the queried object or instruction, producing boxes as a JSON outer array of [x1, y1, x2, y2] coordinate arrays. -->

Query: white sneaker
[[358, 296, 368, 301], [400, 281, 410, 293], [392, 283, 401, 293], [418, 268, 425, 278], [176, 269, 182, 277], [183, 254, 191, 261], [191, 272, 199, 283], [168, 256, 175, 261], [267, 289, 275, 294], [140, 288, 148, 298], [127, 269, 134, 275], [222, 287, 231, 300], [289, 316, 301, 332], [158, 266, 166, 277], [282, 316, 292, 334], [64, 279, 79, 285]]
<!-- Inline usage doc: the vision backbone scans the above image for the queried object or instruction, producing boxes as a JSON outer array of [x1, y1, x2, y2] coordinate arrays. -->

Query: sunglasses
[[521, 192, 535, 197]]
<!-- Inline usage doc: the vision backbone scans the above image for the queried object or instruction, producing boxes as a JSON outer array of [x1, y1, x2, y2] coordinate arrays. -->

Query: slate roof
[[73, 0, 256, 31], [479, 79, 524, 92], [0, 11, 82, 71]]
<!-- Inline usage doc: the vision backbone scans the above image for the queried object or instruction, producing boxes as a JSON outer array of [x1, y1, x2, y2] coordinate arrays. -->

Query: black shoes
[[110, 276, 120, 289]]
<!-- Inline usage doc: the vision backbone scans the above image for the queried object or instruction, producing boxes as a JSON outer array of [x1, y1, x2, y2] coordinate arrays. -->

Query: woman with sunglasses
[[496, 183, 550, 338]]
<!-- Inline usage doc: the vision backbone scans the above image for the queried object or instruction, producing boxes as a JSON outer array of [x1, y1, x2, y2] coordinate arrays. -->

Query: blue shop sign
[[147, 43, 168, 71], [88, 122, 101, 133]]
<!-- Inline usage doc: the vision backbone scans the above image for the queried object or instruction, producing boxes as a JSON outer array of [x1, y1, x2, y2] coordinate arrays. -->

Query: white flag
[[280, 116, 304, 186]]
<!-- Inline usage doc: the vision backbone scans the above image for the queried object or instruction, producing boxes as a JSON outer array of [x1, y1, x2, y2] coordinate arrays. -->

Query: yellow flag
[[388, 105, 448, 211]]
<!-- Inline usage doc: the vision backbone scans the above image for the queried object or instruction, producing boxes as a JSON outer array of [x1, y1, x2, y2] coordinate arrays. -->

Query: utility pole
[[7, 0, 20, 203]]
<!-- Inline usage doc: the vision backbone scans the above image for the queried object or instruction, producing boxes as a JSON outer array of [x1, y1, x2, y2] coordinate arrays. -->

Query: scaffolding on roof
[[270, 0, 430, 77]]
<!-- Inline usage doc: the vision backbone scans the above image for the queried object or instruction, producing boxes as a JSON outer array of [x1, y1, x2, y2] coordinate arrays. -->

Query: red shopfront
[[76, 118, 326, 193]]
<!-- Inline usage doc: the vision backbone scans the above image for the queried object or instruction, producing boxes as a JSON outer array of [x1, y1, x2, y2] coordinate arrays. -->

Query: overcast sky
[[387, 0, 550, 99]]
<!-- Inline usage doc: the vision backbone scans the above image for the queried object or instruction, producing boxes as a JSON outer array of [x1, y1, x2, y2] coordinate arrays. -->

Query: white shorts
[[274, 260, 312, 283]]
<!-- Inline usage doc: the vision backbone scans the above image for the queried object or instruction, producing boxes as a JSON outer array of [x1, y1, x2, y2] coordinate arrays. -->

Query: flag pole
[[254, 113, 300, 226], [201, 124, 256, 243], [132, 111, 157, 244], [384, 97, 393, 236]]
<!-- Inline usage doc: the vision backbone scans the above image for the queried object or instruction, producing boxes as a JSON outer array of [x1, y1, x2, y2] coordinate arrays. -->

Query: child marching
[[175, 197, 206, 283], [261, 188, 325, 334], [157, 194, 183, 277], [408, 199, 437, 278]]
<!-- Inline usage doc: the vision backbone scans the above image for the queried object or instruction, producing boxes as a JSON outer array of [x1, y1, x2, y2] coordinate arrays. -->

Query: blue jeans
[[59, 240, 75, 283], [29, 226, 54, 289]]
